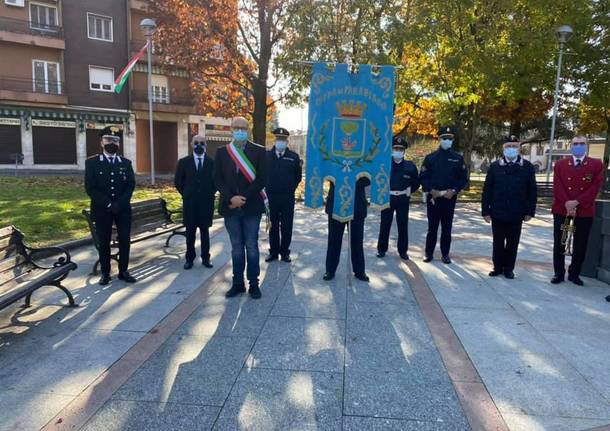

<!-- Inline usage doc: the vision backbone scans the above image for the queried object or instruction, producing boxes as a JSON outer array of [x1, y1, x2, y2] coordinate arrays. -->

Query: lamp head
[[556, 25, 573, 44], [140, 18, 157, 37]]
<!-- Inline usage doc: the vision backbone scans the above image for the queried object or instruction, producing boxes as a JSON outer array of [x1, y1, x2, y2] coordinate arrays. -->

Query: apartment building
[[0, 0, 231, 173]]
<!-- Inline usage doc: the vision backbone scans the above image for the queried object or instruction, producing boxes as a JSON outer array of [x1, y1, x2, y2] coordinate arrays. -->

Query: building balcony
[[0, 17, 65, 49], [131, 89, 198, 114], [0, 77, 68, 105], [130, 0, 149, 11]]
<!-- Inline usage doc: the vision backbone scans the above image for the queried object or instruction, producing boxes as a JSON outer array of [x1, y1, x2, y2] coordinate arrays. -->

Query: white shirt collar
[[194, 153, 205, 167], [100, 153, 121, 163], [573, 155, 584, 165]]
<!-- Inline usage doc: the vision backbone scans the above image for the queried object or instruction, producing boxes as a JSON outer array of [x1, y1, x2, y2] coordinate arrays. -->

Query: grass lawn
[[0, 176, 182, 247]]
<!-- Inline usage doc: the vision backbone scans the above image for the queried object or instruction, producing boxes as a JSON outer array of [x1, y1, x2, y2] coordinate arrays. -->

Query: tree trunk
[[251, 78, 268, 146]]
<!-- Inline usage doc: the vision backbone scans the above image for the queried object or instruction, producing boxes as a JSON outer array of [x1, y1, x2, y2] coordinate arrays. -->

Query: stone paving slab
[[342, 415, 462, 431], [501, 413, 610, 431], [0, 390, 75, 431], [212, 368, 343, 431]]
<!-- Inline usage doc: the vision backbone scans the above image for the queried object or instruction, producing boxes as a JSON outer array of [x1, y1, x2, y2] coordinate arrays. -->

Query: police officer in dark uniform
[[420, 126, 468, 264], [174, 134, 217, 270], [265, 127, 302, 263], [376, 136, 420, 260], [323, 177, 371, 282], [85, 126, 136, 285]]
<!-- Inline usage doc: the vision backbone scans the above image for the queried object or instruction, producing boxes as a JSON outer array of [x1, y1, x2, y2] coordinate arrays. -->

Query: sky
[[278, 103, 309, 133]]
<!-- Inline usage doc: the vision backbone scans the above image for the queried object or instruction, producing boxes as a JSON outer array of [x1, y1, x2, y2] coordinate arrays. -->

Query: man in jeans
[[214, 117, 268, 299]]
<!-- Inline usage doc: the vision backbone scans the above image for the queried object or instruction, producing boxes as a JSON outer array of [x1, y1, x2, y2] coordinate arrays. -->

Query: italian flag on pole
[[114, 42, 149, 94]]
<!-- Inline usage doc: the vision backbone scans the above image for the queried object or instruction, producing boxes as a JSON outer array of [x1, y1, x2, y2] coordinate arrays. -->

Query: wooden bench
[[82, 198, 185, 275], [0, 226, 77, 311], [537, 182, 554, 199]]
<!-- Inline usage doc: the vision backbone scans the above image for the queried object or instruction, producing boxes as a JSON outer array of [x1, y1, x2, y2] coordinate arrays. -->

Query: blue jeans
[[224, 214, 262, 286]]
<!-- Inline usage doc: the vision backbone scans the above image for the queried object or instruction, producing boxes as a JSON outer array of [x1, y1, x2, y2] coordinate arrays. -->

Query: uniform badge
[[584, 173, 593, 182]]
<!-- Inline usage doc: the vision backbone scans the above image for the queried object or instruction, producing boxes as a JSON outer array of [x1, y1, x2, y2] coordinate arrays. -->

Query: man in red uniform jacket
[[551, 136, 604, 286]]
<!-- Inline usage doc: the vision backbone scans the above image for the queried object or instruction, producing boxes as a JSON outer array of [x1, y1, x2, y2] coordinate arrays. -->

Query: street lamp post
[[140, 18, 157, 186], [546, 25, 573, 184]]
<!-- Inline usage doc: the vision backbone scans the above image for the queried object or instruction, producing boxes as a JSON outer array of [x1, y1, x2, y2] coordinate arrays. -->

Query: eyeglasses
[[193, 141, 206, 146], [103, 136, 120, 143], [572, 141, 587, 145]]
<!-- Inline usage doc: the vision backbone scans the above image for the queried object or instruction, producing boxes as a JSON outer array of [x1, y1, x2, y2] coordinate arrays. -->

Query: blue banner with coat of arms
[[305, 62, 396, 221]]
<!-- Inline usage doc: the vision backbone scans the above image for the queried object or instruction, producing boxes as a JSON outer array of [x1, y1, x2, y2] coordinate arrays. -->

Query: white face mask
[[440, 138, 453, 150], [392, 151, 404, 161], [275, 141, 287, 152]]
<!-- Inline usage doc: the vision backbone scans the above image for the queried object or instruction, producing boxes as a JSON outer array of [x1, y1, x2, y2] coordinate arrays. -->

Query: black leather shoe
[[605, 295, 610, 302], [184, 261, 193, 270], [265, 254, 278, 262], [441, 255, 452, 264], [225, 283, 246, 297], [568, 274, 584, 286], [550, 275, 564, 284], [99, 274, 111, 286], [354, 273, 370, 282], [249, 284, 262, 299], [423, 255, 433, 263], [201, 259, 213, 268], [488, 269, 502, 277], [504, 271, 515, 279], [376, 251, 386, 258], [281, 255, 292, 263], [323, 272, 335, 281], [400, 253, 410, 261], [118, 272, 137, 283]]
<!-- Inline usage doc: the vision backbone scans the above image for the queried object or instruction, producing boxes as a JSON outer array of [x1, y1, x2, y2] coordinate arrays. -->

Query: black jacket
[[214, 141, 268, 217], [389, 160, 420, 207], [85, 154, 135, 216], [482, 157, 537, 222], [174, 155, 216, 227], [325, 177, 371, 220], [420, 148, 469, 194], [266, 146, 302, 196]]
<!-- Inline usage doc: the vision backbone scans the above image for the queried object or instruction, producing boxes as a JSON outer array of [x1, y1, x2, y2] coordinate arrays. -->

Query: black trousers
[[185, 223, 210, 263], [553, 214, 593, 278], [377, 200, 410, 255], [268, 194, 295, 257], [94, 209, 131, 275], [491, 218, 523, 272], [325, 216, 365, 275], [425, 196, 457, 257]]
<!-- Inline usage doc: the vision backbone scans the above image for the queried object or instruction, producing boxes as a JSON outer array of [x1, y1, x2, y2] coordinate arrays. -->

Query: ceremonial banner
[[305, 63, 396, 221]]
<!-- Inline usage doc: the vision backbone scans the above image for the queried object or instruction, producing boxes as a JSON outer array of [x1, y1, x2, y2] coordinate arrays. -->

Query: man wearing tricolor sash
[[214, 117, 268, 299]]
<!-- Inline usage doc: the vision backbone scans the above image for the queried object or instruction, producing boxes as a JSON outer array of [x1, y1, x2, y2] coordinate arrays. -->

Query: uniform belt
[[390, 187, 411, 196]]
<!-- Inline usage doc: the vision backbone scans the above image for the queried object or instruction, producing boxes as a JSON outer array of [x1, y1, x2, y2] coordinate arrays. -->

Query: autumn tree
[[150, 0, 298, 146]]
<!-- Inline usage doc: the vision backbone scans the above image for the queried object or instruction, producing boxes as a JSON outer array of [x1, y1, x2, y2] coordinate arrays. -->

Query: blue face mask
[[275, 141, 287, 152], [233, 130, 248, 142], [571, 144, 587, 158], [440, 138, 453, 150], [392, 151, 404, 161], [503, 147, 519, 160]]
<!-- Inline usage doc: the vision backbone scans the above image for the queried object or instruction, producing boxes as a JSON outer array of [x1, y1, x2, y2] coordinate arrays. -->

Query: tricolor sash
[[226, 141, 270, 224]]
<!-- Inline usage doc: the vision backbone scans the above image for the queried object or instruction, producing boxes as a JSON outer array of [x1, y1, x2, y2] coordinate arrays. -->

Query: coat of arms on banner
[[305, 63, 396, 221]]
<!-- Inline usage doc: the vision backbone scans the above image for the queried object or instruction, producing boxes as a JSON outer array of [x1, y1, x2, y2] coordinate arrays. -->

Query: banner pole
[[347, 220, 352, 288]]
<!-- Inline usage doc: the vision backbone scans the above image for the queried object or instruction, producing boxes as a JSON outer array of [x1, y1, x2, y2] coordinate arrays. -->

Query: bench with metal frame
[[82, 198, 185, 275], [0, 225, 77, 311]]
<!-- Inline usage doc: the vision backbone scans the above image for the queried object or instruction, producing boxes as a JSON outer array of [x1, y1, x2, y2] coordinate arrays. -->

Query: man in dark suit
[[265, 127, 302, 263], [214, 117, 268, 299], [174, 135, 217, 270], [84, 126, 136, 286], [481, 136, 537, 279], [323, 177, 371, 282]]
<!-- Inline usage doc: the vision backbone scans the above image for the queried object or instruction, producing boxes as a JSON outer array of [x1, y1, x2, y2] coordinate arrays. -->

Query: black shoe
[[323, 272, 335, 281], [568, 274, 584, 286], [423, 255, 433, 263], [605, 295, 610, 303], [184, 261, 194, 270], [504, 271, 515, 279], [281, 255, 292, 263], [201, 259, 213, 268], [265, 254, 278, 262], [225, 283, 246, 298], [399, 253, 410, 261], [99, 274, 111, 286], [354, 273, 370, 282], [442, 255, 452, 264], [550, 275, 564, 284], [488, 269, 502, 277], [376, 251, 386, 258], [118, 272, 137, 283], [249, 284, 262, 299]]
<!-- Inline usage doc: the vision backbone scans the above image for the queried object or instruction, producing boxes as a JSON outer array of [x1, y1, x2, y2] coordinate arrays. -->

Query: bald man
[[214, 117, 268, 299]]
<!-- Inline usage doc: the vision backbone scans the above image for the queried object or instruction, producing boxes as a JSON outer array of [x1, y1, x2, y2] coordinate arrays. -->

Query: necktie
[[109, 157, 114, 165], [197, 157, 202, 171], [576, 159, 582, 168]]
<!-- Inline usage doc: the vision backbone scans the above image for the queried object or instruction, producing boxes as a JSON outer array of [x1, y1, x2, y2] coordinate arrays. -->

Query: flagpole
[[347, 221, 352, 288], [140, 19, 157, 186]]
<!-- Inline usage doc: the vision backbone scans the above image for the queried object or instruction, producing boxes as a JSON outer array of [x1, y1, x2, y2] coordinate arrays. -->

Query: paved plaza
[[1, 203, 610, 431]]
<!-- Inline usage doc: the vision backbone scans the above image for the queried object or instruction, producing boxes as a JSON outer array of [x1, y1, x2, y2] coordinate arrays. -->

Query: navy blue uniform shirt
[[419, 148, 468, 193]]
